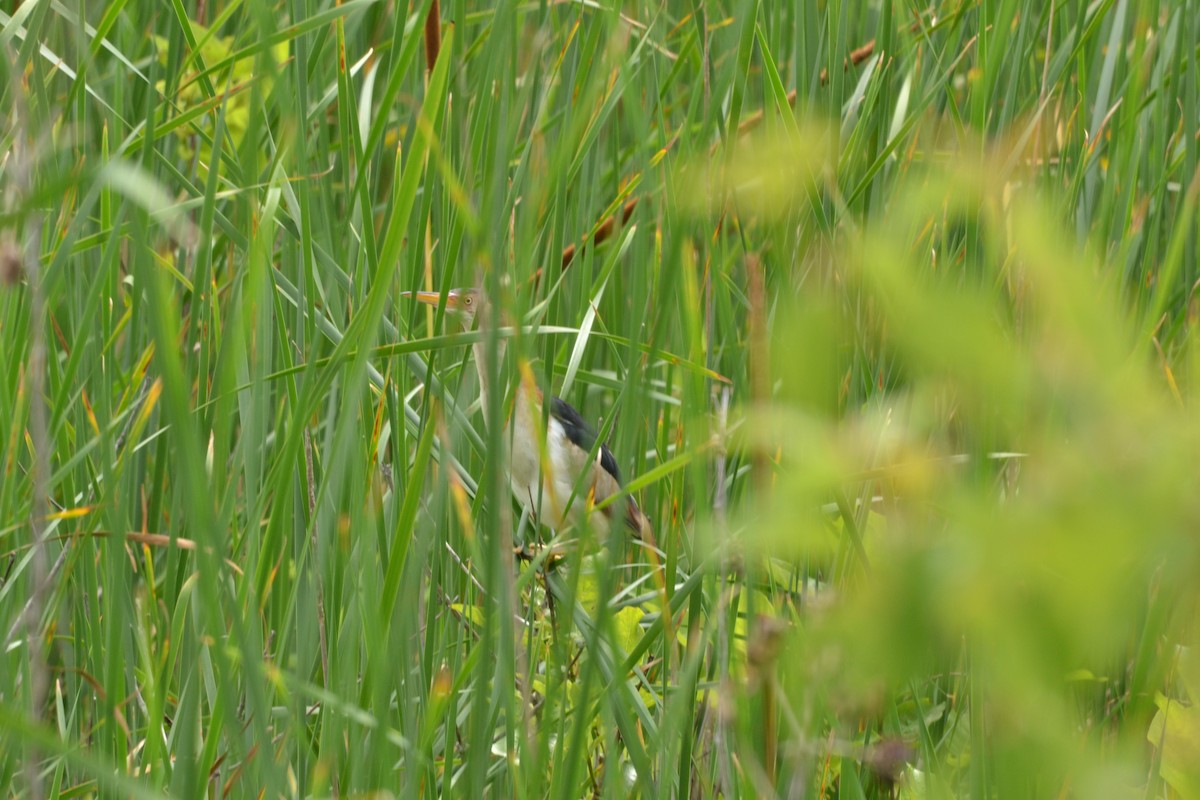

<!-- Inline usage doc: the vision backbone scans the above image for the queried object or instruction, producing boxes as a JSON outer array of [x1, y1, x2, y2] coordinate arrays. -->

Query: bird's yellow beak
[[404, 290, 457, 309]]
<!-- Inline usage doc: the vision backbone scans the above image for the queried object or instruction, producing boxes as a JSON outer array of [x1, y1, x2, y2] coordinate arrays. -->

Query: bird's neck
[[472, 336, 507, 427]]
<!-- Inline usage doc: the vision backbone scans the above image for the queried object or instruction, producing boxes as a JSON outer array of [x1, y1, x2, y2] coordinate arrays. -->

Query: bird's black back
[[549, 395, 622, 484]]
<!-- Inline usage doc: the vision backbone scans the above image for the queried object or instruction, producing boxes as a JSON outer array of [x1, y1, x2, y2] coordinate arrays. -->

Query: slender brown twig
[[818, 39, 879, 85], [560, 197, 640, 270]]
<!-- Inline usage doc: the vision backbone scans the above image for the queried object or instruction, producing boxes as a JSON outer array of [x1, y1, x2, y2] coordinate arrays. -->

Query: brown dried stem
[[424, 0, 441, 74]]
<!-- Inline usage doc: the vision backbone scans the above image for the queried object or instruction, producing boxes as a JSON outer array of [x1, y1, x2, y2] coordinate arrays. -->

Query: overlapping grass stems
[[1, 0, 1198, 796]]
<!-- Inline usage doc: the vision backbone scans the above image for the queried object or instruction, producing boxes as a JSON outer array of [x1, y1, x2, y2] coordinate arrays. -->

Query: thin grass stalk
[[3, 43, 51, 799]]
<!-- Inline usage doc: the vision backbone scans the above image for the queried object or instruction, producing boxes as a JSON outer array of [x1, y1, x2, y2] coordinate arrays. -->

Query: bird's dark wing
[[548, 395, 622, 484], [550, 395, 650, 536]]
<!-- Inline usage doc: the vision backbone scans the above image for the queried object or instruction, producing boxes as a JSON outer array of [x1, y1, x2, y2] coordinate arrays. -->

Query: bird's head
[[407, 287, 486, 328]]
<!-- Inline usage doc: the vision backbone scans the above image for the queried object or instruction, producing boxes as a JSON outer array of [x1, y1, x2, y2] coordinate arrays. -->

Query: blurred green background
[[1, 0, 1198, 797]]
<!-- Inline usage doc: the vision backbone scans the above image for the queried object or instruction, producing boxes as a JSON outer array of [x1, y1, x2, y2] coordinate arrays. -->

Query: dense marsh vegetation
[[1, 0, 1198, 796]]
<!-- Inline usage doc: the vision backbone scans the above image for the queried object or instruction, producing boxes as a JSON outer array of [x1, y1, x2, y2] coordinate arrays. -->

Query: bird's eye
[[464, 296, 472, 306]]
